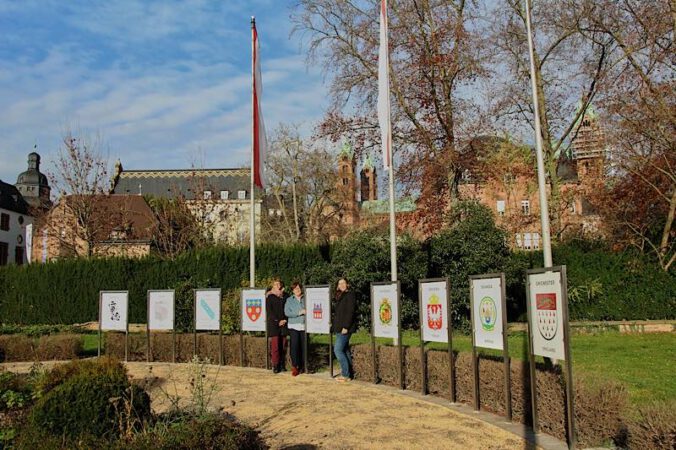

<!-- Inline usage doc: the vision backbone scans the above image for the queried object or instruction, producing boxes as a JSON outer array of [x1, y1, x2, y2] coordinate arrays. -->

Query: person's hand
[[279, 320, 287, 326], [299, 309, 306, 315], [341, 328, 348, 335]]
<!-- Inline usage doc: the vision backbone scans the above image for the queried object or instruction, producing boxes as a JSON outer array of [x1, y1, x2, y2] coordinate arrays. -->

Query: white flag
[[378, 0, 392, 170], [25, 223, 32, 264], [253, 19, 267, 188]]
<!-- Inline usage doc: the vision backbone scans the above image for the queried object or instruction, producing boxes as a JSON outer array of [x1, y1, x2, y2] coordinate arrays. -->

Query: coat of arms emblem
[[379, 299, 392, 325], [479, 296, 497, 332], [426, 294, 442, 330], [313, 303, 323, 320], [536, 293, 557, 340], [246, 298, 262, 322]]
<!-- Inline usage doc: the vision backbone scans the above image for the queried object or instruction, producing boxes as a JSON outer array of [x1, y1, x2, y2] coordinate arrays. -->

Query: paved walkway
[[3, 361, 566, 450]]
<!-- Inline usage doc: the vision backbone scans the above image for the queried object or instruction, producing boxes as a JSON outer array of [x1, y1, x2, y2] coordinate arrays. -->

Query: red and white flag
[[377, 0, 392, 170], [252, 19, 267, 188]]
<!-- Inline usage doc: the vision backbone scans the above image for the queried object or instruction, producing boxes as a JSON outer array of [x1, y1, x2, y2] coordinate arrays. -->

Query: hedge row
[[0, 228, 674, 327]]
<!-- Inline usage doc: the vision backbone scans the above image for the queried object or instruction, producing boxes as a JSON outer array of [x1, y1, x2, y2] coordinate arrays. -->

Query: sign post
[[526, 266, 575, 448], [418, 278, 451, 397], [194, 289, 222, 365], [370, 282, 402, 388], [305, 285, 331, 374], [147, 290, 175, 363], [469, 273, 511, 419], [98, 291, 129, 361], [241, 288, 266, 367]]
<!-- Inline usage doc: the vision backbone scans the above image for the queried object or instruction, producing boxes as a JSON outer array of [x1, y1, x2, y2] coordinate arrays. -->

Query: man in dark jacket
[[266, 278, 287, 373], [332, 277, 357, 381]]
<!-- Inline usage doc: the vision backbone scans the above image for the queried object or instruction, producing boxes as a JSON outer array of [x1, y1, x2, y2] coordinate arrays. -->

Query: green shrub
[[123, 412, 265, 450], [0, 370, 31, 411], [29, 357, 151, 440], [429, 200, 510, 329]]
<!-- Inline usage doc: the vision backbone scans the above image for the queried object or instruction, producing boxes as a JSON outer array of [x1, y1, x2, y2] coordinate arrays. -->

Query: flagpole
[[524, 0, 553, 268], [250, 16, 256, 288]]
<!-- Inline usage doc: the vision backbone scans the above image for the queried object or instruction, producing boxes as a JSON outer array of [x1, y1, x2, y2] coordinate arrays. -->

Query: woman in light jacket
[[284, 280, 306, 377]]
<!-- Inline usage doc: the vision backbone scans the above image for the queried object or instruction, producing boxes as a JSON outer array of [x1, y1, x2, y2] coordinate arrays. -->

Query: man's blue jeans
[[334, 332, 353, 378]]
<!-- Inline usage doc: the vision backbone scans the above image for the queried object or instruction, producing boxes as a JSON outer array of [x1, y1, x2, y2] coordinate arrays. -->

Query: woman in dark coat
[[333, 277, 357, 382], [266, 278, 287, 373]]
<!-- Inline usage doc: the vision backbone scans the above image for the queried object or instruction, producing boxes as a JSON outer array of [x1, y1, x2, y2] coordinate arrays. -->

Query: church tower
[[360, 154, 377, 202], [15, 151, 52, 210], [336, 141, 358, 225], [572, 103, 605, 183]]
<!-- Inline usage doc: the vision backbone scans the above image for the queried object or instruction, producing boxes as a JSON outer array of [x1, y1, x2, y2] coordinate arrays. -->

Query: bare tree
[[145, 195, 200, 257], [264, 123, 343, 243], [578, 0, 675, 270], [292, 0, 487, 233], [46, 129, 112, 257], [488, 0, 614, 235]]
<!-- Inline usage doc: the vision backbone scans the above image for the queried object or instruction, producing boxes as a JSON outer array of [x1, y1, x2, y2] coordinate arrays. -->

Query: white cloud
[[0, 1, 328, 184]]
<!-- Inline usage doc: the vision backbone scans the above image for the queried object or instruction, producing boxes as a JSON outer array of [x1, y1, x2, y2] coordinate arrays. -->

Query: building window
[[524, 233, 532, 250], [533, 232, 540, 250], [0, 213, 9, 231], [203, 190, 212, 200], [0, 242, 7, 265], [15, 246, 24, 265], [569, 202, 577, 214], [496, 200, 505, 216], [220, 190, 229, 200], [515, 233, 523, 249], [342, 178, 349, 186], [238, 190, 246, 200], [521, 200, 530, 215]]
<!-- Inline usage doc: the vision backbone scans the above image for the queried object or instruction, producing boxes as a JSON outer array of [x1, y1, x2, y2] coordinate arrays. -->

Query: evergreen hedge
[[0, 228, 673, 327]]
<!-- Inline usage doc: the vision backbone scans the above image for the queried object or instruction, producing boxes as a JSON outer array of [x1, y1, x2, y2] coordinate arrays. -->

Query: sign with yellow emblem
[[372, 282, 399, 338]]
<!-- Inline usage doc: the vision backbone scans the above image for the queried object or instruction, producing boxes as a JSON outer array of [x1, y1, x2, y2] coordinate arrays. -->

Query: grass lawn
[[310, 330, 676, 406], [81, 334, 100, 356]]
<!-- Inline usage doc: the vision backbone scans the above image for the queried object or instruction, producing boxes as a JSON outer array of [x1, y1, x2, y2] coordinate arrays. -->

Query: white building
[[0, 179, 33, 265]]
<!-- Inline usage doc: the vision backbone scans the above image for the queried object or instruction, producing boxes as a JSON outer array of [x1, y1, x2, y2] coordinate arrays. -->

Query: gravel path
[[3, 361, 538, 450]]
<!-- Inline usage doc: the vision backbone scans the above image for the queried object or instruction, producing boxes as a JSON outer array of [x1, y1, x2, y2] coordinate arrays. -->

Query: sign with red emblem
[[241, 289, 266, 332], [528, 271, 566, 360], [305, 285, 330, 334], [420, 280, 448, 343]]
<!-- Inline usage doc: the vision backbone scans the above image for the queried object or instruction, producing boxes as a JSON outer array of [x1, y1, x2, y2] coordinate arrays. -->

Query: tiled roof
[[0, 179, 30, 214], [112, 168, 256, 200]]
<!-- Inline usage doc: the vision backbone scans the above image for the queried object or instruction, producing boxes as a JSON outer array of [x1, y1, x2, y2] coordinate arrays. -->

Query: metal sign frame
[[469, 273, 512, 420], [98, 290, 129, 361], [417, 278, 453, 400], [525, 265, 575, 449], [370, 281, 403, 389], [193, 288, 223, 365], [146, 289, 176, 364]]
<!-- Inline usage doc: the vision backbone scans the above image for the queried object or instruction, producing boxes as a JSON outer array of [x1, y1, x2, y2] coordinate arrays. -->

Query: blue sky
[[0, 0, 327, 184]]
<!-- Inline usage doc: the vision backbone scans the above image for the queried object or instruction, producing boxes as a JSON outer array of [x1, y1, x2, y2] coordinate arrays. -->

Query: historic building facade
[[332, 107, 606, 249], [111, 163, 261, 244], [0, 179, 32, 265]]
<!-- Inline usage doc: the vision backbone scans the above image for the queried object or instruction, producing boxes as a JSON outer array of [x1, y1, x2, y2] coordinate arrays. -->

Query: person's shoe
[[291, 367, 299, 377], [273, 366, 281, 374], [336, 376, 350, 383]]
